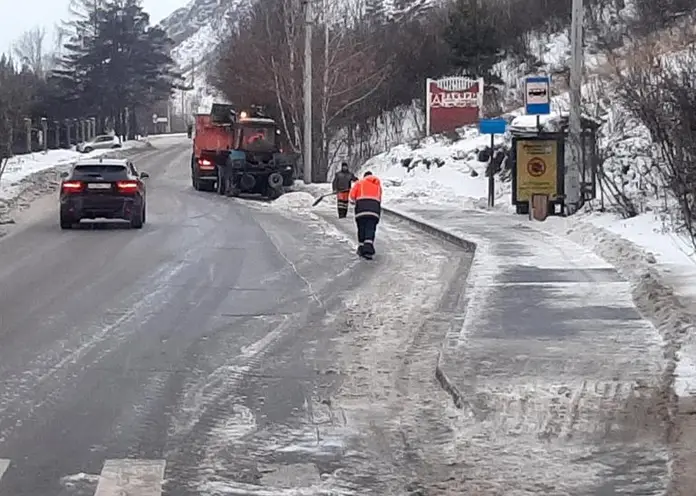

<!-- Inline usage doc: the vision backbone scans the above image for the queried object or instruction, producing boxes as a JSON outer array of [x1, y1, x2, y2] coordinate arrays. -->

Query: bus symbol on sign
[[524, 76, 551, 115]]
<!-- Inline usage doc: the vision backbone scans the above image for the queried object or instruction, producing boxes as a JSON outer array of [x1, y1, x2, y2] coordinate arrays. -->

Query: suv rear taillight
[[61, 181, 84, 193], [198, 158, 215, 170], [116, 180, 139, 193]]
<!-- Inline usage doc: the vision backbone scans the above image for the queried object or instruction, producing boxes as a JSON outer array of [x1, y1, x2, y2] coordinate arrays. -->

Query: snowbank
[[270, 191, 316, 211], [356, 128, 509, 211], [1, 142, 147, 199]]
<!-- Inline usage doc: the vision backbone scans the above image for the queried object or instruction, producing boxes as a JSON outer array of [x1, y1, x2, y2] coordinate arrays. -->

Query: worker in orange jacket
[[348, 171, 382, 259]]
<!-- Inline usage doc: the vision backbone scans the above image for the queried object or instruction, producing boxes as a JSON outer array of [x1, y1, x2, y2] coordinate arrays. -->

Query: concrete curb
[[380, 206, 479, 410], [435, 351, 465, 409], [381, 206, 477, 253]]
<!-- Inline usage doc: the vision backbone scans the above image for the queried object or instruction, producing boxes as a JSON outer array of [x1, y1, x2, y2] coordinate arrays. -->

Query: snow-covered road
[[0, 138, 476, 494], [0, 129, 682, 493]]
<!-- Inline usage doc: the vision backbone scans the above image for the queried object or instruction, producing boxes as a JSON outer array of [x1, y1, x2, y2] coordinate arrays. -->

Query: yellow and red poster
[[515, 139, 558, 202]]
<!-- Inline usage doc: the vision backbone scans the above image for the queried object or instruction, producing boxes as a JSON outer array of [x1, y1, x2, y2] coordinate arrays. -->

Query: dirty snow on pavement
[[299, 111, 686, 491], [195, 191, 474, 494], [281, 187, 669, 493], [385, 206, 669, 494]]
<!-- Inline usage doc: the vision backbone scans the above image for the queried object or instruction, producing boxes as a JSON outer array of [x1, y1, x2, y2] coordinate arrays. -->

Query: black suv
[[59, 158, 149, 229]]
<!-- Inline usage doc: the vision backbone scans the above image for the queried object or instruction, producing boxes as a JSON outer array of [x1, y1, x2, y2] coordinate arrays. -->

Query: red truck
[[190, 103, 296, 199]]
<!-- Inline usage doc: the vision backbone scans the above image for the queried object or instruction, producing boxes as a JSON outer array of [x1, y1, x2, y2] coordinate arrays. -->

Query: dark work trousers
[[336, 191, 350, 218], [356, 216, 379, 256]]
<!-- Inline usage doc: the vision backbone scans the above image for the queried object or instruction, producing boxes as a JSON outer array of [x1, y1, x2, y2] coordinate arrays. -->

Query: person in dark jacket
[[348, 171, 382, 259], [331, 162, 358, 218]]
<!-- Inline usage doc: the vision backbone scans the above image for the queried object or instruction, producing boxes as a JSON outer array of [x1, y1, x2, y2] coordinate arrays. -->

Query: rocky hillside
[[157, 0, 437, 115], [159, 0, 435, 81], [159, 0, 252, 73]]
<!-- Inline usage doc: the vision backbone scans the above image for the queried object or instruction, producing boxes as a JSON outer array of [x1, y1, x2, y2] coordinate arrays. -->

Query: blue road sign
[[479, 118, 507, 135], [525, 76, 551, 115]]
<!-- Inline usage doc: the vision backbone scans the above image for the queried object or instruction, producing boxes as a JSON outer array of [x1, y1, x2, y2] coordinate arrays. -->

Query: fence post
[[41, 118, 48, 152], [24, 118, 31, 153], [54, 121, 60, 149], [65, 119, 71, 148]]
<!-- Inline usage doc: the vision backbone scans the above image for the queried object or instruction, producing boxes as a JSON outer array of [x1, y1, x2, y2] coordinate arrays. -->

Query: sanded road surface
[[0, 137, 473, 495]]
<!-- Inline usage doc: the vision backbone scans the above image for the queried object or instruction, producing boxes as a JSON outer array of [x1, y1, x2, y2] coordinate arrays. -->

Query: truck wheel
[[240, 173, 256, 191], [192, 165, 202, 190], [268, 172, 283, 189], [217, 167, 226, 195]]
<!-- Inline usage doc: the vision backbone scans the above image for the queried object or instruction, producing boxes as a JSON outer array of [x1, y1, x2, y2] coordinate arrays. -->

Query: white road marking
[[0, 459, 9, 481], [94, 459, 166, 496]]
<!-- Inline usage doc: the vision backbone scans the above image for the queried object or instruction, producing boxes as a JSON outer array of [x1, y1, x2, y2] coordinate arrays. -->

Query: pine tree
[[53, 0, 180, 135], [443, 0, 503, 81]]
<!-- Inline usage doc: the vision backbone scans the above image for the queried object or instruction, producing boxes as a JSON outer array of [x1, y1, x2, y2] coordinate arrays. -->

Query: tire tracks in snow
[[290, 203, 475, 494]]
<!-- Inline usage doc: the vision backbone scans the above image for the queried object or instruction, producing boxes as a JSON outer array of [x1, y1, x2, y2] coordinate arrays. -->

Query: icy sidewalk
[[388, 204, 670, 494], [540, 213, 696, 408]]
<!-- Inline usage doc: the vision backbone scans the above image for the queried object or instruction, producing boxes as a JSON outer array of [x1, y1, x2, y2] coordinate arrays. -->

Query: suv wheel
[[60, 215, 74, 229], [130, 206, 144, 229]]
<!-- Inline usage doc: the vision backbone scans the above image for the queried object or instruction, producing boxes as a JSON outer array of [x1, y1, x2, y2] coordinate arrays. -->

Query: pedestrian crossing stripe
[[94, 460, 166, 496], [0, 458, 166, 495]]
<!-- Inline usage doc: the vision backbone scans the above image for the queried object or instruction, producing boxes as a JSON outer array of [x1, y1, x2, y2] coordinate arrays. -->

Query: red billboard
[[426, 77, 484, 135]]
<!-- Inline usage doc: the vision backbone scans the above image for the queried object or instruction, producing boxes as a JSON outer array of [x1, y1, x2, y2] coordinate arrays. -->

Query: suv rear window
[[72, 165, 128, 178]]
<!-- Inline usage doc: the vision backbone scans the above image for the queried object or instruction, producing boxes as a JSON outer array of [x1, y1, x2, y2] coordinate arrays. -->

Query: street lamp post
[[566, 0, 584, 214], [302, 0, 313, 184]]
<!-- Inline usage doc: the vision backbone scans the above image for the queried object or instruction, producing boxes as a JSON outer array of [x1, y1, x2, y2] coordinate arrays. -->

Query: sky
[[0, 0, 187, 56]]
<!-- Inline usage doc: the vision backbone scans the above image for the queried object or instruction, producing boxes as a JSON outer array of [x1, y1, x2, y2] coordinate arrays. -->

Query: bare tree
[[13, 27, 47, 77], [314, 0, 391, 177], [609, 40, 696, 247]]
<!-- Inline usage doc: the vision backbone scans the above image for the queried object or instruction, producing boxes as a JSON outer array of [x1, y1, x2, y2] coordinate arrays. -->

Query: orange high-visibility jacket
[[349, 175, 382, 220]]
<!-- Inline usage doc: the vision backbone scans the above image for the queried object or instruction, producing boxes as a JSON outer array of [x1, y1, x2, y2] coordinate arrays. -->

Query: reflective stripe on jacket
[[349, 176, 382, 220]]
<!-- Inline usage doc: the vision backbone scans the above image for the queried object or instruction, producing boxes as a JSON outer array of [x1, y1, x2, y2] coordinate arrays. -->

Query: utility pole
[[302, 0, 313, 184], [566, 0, 584, 214]]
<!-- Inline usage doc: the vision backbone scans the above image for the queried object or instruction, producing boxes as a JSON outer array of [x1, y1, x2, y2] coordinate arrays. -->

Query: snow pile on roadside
[[357, 128, 509, 210], [270, 192, 316, 211]]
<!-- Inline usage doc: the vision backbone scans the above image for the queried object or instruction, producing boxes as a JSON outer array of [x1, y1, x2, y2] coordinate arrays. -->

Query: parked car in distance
[[77, 134, 121, 153]]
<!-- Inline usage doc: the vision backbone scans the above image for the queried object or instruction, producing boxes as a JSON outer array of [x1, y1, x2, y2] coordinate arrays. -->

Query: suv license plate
[[87, 183, 111, 189]]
